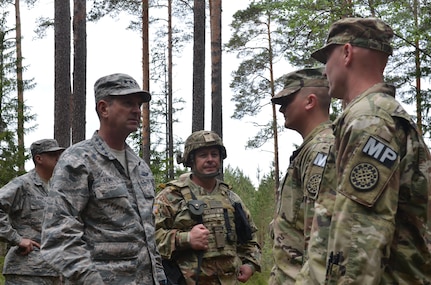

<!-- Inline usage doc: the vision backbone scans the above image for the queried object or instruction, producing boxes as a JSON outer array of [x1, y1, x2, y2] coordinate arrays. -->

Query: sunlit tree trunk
[[210, 0, 223, 178], [141, 0, 151, 164], [210, 0, 222, 136]]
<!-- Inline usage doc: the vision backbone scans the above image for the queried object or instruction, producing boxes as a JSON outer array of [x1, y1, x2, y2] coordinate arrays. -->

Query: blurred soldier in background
[[0, 139, 64, 285], [154, 130, 261, 285], [269, 68, 333, 284]]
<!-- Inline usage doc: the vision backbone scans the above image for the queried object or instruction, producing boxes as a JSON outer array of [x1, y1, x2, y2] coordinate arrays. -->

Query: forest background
[[1, 0, 431, 284]]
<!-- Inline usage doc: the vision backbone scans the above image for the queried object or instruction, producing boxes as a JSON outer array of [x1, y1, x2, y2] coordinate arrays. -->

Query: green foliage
[[223, 165, 275, 281], [378, 1, 431, 137], [88, 0, 142, 21], [226, 1, 287, 119], [225, 0, 289, 153], [0, 11, 34, 186], [227, 0, 431, 152]]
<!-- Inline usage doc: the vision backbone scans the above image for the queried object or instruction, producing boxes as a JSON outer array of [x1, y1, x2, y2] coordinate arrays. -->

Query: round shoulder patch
[[350, 163, 379, 192], [306, 174, 321, 199]]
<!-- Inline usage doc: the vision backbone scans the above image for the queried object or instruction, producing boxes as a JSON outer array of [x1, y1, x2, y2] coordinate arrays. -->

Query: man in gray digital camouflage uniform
[[0, 139, 65, 285], [154, 130, 261, 285], [269, 68, 334, 285], [296, 17, 431, 284], [41, 73, 167, 285]]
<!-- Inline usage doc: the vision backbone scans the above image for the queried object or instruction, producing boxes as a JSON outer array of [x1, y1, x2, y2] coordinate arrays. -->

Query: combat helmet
[[178, 130, 227, 167]]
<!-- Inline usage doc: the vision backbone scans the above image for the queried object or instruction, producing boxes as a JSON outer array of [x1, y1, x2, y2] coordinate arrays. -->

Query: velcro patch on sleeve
[[362, 136, 398, 168], [338, 135, 399, 207], [313, 152, 328, 167]]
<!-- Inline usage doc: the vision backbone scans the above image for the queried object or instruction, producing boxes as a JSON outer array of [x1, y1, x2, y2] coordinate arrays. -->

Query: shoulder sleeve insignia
[[349, 162, 379, 192], [362, 136, 398, 168], [306, 173, 322, 199]]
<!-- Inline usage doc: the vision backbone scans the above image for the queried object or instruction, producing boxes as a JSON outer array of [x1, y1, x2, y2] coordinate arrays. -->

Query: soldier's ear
[[97, 100, 110, 118], [305, 94, 317, 111]]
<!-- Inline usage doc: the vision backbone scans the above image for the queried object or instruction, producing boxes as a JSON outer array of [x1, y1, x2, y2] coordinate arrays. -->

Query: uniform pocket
[[93, 182, 128, 200], [93, 242, 140, 260]]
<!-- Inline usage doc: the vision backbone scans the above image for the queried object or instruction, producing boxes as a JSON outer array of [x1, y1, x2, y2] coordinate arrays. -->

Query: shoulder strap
[[179, 186, 198, 203]]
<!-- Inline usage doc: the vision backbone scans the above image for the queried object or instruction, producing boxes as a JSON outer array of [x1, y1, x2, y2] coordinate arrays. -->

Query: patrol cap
[[31, 139, 65, 157], [94, 73, 151, 103], [271, 67, 328, 105], [311, 17, 394, 63]]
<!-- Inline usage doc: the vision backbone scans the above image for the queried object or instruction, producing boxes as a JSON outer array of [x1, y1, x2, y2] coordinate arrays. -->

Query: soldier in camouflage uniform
[[296, 17, 431, 284], [0, 139, 65, 285], [40, 74, 167, 285], [268, 68, 334, 285], [154, 130, 261, 284]]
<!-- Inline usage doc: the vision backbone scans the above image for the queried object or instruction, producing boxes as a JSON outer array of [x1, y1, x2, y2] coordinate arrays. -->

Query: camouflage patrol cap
[[94, 73, 151, 103], [179, 130, 227, 167], [31, 139, 65, 157], [311, 17, 394, 63], [271, 67, 328, 105]]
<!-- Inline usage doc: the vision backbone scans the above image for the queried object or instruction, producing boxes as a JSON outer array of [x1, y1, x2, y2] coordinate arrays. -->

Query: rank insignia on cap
[[350, 162, 379, 191]]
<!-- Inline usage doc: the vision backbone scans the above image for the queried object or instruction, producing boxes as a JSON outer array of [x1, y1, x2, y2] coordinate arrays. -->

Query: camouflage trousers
[[268, 264, 300, 285], [5, 274, 63, 285]]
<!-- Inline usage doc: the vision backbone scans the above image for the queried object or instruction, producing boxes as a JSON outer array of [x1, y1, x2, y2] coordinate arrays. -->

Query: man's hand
[[189, 224, 210, 250], [237, 264, 253, 283], [18, 238, 40, 255]]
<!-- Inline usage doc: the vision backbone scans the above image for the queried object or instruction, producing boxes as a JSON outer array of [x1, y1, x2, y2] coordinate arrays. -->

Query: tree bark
[[167, 0, 174, 179], [72, 0, 86, 143], [14, 0, 25, 171], [141, 0, 151, 165], [192, 0, 205, 132], [54, 0, 71, 147], [210, 0, 222, 137]]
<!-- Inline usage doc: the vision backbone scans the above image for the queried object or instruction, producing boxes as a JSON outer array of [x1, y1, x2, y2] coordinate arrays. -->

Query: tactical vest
[[169, 180, 238, 259]]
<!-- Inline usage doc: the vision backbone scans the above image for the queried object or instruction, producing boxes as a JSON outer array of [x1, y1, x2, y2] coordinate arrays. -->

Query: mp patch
[[350, 162, 379, 191], [306, 174, 321, 199], [313, 152, 328, 168], [362, 136, 398, 168]]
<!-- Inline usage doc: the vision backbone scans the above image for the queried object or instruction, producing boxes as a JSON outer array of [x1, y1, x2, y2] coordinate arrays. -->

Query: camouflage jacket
[[0, 169, 59, 276], [154, 175, 261, 285], [41, 132, 166, 285], [269, 121, 333, 285], [297, 83, 431, 284]]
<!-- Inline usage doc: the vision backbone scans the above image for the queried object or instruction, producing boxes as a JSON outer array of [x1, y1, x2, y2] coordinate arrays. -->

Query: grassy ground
[[0, 255, 268, 285]]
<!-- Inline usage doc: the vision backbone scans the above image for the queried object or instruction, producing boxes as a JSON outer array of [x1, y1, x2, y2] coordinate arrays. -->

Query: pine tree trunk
[[192, 0, 205, 132], [141, 0, 151, 165], [210, 0, 222, 137], [14, 0, 25, 172], [72, 0, 86, 143], [54, 0, 71, 147]]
